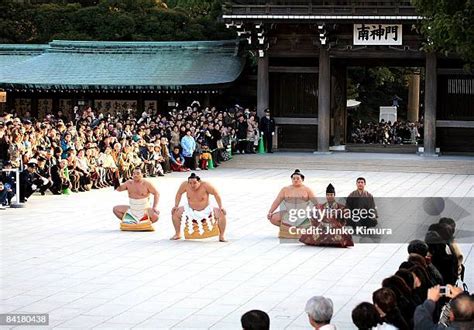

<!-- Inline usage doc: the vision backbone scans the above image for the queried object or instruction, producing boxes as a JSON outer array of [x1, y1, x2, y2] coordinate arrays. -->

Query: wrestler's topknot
[[291, 169, 304, 180], [188, 173, 201, 181]]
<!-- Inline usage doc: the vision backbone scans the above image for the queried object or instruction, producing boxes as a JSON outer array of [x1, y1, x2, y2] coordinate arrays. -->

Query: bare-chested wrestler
[[112, 168, 160, 223], [171, 173, 227, 242], [267, 169, 318, 228]]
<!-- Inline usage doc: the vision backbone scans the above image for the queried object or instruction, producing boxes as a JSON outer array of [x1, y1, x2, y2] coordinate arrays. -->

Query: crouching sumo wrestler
[[170, 173, 227, 242], [112, 168, 160, 231]]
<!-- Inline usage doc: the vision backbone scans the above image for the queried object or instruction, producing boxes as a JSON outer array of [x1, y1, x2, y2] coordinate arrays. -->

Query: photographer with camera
[[414, 284, 473, 329], [0, 180, 14, 208]]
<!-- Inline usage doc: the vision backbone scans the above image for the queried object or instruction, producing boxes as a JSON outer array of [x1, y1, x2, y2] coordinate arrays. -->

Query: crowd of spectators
[[350, 120, 423, 145], [239, 217, 472, 330], [0, 102, 269, 207], [350, 217, 471, 330]]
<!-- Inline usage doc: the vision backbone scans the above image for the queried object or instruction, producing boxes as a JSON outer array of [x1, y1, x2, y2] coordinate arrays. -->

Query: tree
[[413, 0, 474, 63], [347, 67, 410, 123], [31, 3, 80, 42], [0, 0, 231, 43], [166, 0, 223, 19], [0, 0, 37, 43]]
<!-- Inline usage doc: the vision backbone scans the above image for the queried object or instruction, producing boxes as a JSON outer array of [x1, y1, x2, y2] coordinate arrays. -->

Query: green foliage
[[31, 3, 81, 43], [0, 0, 232, 43], [413, 0, 474, 63], [347, 67, 410, 123], [167, 0, 223, 19], [0, 0, 36, 43]]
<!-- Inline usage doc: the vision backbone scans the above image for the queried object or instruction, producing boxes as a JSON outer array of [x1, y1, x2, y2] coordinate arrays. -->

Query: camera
[[439, 286, 450, 296]]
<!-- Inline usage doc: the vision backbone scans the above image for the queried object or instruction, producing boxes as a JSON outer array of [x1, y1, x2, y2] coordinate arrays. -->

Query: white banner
[[354, 24, 402, 45]]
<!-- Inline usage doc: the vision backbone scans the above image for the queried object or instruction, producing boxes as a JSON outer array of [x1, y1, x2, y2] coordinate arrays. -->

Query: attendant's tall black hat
[[326, 183, 335, 194]]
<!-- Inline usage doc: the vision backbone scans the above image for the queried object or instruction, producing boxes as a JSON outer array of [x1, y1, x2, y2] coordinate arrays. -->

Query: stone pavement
[[224, 151, 474, 175], [1, 153, 473, 329]]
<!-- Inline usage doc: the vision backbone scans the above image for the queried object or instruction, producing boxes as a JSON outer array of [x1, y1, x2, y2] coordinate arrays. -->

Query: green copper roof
[[0, 44, 48, 68], [0, 40, 244, 90]]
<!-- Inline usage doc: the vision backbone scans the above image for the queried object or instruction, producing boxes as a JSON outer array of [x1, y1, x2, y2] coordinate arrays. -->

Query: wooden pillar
[[331, 63, 347, 146], [423, 53, 437, 156], [257, 55, 269, 119], [408, 71, 420, 122], [317, 46, 330, 152]]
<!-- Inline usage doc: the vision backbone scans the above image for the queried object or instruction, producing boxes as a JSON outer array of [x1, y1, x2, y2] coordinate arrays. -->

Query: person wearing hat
[[0, 180, 14, 208], [36, 156, 53, 195], [299, 183, 354, 248], [0, 161, 17, 197], [19, 161, 38, 203], [259, 109, 276, 153], [320, 183, 347, 223]]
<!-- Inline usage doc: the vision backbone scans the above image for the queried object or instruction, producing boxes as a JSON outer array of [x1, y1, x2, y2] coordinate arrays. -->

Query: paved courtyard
[[1, 153, 473, 329]]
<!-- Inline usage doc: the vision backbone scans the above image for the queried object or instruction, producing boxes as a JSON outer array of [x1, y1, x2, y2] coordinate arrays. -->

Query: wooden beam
[[329, 49, 425, 59], [269, 66, 318, 73], [437, 68, 473, 75], [269, 51, 320, 58], [274, 117, 318, 125], [436, 120, 474, 128]]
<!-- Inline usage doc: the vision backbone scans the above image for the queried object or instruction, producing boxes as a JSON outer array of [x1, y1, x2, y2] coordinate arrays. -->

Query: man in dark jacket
[[0, 180, 14, 207], [425, 230, 458, 286], [414, 285, 473, 329], [408, 239, 444, 285], [140, 143, 156, 177], [36, 156, 53, 195], [236, 115, 248, 154], [259, 109, 276, 153], [0, 161, 16, 194], [345, 177, 378, 228], [19, 162, 37, 203]]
